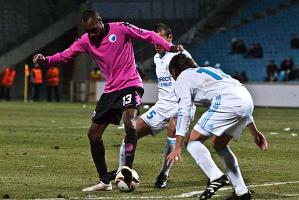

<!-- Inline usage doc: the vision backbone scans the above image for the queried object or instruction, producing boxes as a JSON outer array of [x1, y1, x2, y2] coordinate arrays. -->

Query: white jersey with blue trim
[[154, 50, 192, 103], [174, 67, 242, 136]]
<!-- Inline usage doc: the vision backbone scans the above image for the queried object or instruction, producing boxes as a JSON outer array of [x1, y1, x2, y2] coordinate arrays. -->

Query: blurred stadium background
[[1, 0, 299, 105]]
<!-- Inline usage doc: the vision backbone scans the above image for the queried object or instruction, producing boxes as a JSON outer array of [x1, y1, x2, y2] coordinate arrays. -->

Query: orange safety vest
[[47, 66, 59, 86], [32, 68, 43, 84], [1, 67, 16, 87]]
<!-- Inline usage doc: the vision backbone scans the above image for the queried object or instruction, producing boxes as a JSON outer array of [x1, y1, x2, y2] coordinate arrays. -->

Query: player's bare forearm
[[175, 135, 185, 150], [247, 122, 268, 151], [167, 135, 184, 165]]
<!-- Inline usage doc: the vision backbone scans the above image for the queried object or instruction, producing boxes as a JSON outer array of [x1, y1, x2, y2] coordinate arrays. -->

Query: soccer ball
[[115, 169, 140, 192]]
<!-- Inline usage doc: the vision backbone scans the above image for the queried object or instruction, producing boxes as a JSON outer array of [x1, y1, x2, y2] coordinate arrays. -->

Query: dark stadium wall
[[10, 27, 79, 101]]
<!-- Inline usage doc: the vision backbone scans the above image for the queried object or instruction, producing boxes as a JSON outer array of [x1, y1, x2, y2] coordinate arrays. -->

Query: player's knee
[[212, 141, 227, 152], [167, 127, 176, 138], [123, 116, 137, 130], [87, 124, 102, 143]]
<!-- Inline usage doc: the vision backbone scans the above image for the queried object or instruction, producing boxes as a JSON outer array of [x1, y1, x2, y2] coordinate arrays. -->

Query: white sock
[[187, 141, 224, 181], [159, 137, 176, 176], [117, 140, 126, 173], [217, 146, 248, 196]]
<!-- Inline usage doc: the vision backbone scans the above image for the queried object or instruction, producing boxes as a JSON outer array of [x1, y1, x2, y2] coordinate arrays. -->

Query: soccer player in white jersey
[[167, 54, 268, 200], [113, 23, 195, 188]]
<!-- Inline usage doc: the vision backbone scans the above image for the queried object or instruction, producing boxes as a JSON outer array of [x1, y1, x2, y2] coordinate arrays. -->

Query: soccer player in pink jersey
[[33, 9, 182, 192]]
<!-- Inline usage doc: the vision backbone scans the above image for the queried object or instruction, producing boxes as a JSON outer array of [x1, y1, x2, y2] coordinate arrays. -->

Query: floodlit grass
[[0, 102, 298, 199]]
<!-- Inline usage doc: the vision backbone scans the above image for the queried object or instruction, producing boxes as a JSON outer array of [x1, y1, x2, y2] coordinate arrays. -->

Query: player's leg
[[154, 117, 176, 188], [212, 134, 251, 199], [121, 107, 139, 183], [187, 130, 229, 200], [82, 122, 112, 191], [117, 117, 152, 174], [0, 86, 4, 99], [54, 86, 60, 102], [6, 87, 10, 101], [186, 129, 227, 182], [83, 91, 124, 191], [47, 86, 52, 102]]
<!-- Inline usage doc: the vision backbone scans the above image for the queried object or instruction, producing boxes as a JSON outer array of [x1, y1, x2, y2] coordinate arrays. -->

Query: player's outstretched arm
[[121, 22, 176, 52], [247, 122, 268, 151]]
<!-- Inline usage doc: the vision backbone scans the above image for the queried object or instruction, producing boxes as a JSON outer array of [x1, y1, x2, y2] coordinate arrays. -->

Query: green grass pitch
[[0, 102, 298, 199]]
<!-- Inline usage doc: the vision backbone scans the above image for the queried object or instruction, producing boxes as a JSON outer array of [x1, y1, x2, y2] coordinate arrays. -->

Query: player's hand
[[33, 54, 47, 65], [253, 133, 268, 151], [170, 45, 184, 53], [167, 148, 182, 166]]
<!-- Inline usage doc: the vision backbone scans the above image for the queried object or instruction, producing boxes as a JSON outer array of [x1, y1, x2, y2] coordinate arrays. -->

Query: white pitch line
[[37, 125, 89, 130], [78, 180, 299, 200], [176, 180, 299, 198]]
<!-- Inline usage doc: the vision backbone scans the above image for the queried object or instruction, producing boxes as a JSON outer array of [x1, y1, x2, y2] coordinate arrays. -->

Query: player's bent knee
[[211, 134, 232, 151], [167, 127, 176, 138], [212, 143, 227, 152], [187, 129, 208, 144], [87, 123, 104, 143]]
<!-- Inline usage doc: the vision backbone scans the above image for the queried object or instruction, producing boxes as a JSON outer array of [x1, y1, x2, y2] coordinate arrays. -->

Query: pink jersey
[[46, 22, 173, 93]]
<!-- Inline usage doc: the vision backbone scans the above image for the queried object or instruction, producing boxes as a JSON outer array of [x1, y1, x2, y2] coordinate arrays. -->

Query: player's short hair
[[154, 23, 172, 36], [169, 53, 198, 78], [82, 9, 100, 22]]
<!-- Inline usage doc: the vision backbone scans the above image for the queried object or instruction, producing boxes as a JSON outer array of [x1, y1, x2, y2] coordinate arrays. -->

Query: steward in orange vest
[[90, 67, 102, 81], [46, 66, 60, 102], [31, 64, 43, 101], [0, 66, 16, 100]]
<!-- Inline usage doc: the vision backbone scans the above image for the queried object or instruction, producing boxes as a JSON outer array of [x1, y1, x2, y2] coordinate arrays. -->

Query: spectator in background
[[232, 71, 249, 83], [290, 33, 299, 49], [231, 38, 247, 54], [204, 60, 210, 67], [0, 66, 16, 101], [213, 63, 223, 72], [288, 63, 298, 81], [279, 57, 294, 81], [247, 43, 263, 58], [90, 67, 102, 81], [266, 60, 278, 82], [47, 65, 60, 102], [31, 63, 43, 101]]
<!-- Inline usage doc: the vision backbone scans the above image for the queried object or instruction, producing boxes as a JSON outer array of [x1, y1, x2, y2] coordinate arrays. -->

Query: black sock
[[124, 128, 137, 168], [90, 140, 109, 184]]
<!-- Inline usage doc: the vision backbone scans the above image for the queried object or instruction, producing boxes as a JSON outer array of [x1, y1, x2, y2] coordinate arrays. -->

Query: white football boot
[[82, 181, 112, 192]]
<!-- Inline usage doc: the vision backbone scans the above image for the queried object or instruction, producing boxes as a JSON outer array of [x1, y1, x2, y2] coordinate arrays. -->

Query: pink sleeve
[[119, 22, 172, 51], [46, 37, 86, 66]]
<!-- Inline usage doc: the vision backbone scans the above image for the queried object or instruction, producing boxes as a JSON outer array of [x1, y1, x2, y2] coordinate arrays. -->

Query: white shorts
[[141, 101, 196, 135], [193, 86, 254, 141]]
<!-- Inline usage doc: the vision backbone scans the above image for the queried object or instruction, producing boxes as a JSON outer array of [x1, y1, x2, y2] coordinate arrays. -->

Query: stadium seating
[[191, 0, 299, 81], [0, 0, 84, 55], [0, 1, 29, 54]]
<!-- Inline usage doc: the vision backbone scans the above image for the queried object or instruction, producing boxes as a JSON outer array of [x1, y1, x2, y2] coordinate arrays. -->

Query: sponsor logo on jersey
[[158, 76, 172, 87], [109, 34, 117, 42]]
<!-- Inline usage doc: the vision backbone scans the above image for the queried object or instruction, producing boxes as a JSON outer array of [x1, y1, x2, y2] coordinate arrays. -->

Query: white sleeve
[[174, 77, 193, 137]]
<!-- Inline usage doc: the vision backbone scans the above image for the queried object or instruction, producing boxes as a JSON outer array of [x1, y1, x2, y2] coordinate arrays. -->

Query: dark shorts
[[92, 87, 144, 125]]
